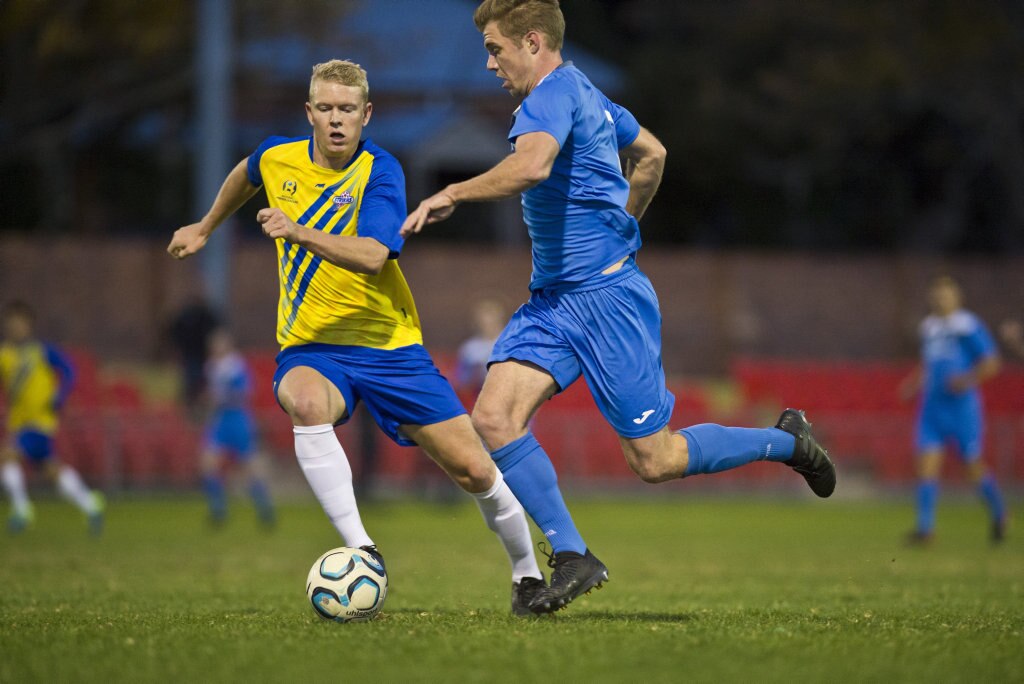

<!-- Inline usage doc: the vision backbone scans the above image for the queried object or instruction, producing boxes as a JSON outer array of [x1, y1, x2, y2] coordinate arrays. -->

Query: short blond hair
[[309, 59, 369, 103], [473, 0, 565, 51]]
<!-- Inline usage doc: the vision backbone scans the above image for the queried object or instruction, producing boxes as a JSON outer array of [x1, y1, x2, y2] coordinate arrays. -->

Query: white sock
[[57, 466, 96, 513], [2, 461, 31, 515], [294, 425, 374, 548], [472, 470, 542, 582]]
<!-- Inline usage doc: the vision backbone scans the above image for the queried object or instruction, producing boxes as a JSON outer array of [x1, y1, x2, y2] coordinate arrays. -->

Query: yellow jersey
[[247, 136, 422, 350], [0, 341, 72, 434]]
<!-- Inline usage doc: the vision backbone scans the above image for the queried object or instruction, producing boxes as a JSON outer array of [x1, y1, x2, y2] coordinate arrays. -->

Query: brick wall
[[2, 235, 1022, 374]]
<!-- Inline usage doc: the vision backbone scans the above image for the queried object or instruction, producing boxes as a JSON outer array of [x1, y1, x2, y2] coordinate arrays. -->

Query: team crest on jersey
[[332, 191, 355, 208], [275, 179, 300, 203]]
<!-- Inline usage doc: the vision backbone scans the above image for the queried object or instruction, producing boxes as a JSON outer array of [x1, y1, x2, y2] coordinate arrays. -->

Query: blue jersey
[[919, 310, 996, 404], [206, 352, 251, 411], [508, 62, 641, 291]]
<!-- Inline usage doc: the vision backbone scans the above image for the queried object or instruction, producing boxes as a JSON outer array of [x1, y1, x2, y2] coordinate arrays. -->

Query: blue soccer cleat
[[87, 492, 106, 537], [7, 503, 35, 535]]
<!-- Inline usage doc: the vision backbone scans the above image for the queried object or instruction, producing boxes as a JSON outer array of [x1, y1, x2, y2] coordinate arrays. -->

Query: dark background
[[2, 0, 1022, 252]]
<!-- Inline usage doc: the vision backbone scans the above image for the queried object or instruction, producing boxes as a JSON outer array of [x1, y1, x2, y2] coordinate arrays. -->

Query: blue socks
[[202, 475, 227, 520], [978, 474, 1005, 523], [915, 480, 938, 534], [916, 475, 1005, 534], [681, 425, 795, 476], [249, 479, 275, 524], [491, 432, 587, 555]]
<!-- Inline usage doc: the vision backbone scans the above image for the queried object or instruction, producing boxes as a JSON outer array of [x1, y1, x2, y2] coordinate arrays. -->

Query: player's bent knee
[[470, 405, 516, 448], [284, 392, 334, 426]]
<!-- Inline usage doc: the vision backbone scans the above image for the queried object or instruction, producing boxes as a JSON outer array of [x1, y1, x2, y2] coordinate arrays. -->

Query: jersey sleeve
[[508, 77, 579, 147], [246, 136, 295, 187], [606, 99, 641, 149], [963, 317, 998, 364], [356, 153, 407, 258], [44, 344, 75, 407]]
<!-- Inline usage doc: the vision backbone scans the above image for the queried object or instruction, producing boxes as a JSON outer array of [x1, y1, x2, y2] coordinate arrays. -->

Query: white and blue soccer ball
[[305, 547, 388, 623]]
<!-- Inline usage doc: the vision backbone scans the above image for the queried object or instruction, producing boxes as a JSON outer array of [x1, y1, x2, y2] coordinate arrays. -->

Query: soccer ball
[[305, 547, 388, 623]]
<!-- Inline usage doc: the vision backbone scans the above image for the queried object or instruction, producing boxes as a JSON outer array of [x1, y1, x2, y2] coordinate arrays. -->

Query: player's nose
[[486, 54, 498, 70]]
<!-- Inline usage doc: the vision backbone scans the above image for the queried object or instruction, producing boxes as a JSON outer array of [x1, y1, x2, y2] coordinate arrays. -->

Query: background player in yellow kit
[[0, 301, 104, 535], [168, 60, 544, 614]]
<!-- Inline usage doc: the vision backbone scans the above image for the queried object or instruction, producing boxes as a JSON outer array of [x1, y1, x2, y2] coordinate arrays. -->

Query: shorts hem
[[614, 417, 672, 440], [487, 353, 573, 394]]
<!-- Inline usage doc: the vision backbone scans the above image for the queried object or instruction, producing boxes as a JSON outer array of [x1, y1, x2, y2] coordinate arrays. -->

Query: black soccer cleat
[[511, 576, 547, 617], [904, 530, 934, 547], [992, 518, 1007, 545], [359, 545, 387, 574], [528, 546, 609, 614], [776, 408, 836, 498]]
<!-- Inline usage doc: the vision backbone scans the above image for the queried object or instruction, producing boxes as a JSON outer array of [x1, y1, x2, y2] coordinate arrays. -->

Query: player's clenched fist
[[167, 223, 211, 260], [258, 208, 300, 242]]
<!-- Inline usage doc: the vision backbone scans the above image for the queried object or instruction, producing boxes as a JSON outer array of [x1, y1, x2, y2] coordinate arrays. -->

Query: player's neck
[[526, 52, 564, 95], [312, 143, 357, 172]]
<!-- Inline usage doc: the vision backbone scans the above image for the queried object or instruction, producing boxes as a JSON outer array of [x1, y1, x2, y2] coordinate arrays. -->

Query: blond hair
[[473, 0, 565, 51], [309, 59, 369, 103]]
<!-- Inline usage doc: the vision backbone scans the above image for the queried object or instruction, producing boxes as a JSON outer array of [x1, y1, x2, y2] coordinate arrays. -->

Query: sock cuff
[[471, 469, 504, 500], [293, 424, 335, 435], [679, 429, 703, 476], [490, 432, 541, 471]]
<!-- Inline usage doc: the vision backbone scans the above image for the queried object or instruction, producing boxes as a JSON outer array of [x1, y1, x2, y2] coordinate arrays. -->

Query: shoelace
[[538, 541, 557, 569], [537, 541, 582, 582]]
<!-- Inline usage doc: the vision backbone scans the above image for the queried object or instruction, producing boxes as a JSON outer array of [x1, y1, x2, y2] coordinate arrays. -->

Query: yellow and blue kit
[[0, 340, 74, 461], [248, 136, 464, 444]]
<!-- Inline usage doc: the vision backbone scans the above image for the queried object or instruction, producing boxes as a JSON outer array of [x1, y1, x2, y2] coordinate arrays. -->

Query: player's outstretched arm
[[621, 126, 667, 221], [999, 319, 1024, 359], [400, 132, 560, 237], [948, 354, 1001, 394], [168, 159, 260, 260], [257, 208, 389, 275]]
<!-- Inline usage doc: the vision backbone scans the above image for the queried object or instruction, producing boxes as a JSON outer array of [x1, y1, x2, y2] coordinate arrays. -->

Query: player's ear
[[305, 102, 314, 126], [362, 101, 373, 126], [524, 30, 542, 54]]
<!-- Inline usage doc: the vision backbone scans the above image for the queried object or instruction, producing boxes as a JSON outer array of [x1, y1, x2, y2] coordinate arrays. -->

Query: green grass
[[1, 497, 1021, 683]]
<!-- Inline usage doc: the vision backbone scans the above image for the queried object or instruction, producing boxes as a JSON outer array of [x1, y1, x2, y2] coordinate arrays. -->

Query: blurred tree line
[[1, 0, 1022, 252], [572, 0, 1024, 251]]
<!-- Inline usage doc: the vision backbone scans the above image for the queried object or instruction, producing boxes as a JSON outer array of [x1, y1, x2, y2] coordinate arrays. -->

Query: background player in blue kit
[[199, 327, 275, 528], [901, 276, 1006, 544], [403, 0, 836, 614]]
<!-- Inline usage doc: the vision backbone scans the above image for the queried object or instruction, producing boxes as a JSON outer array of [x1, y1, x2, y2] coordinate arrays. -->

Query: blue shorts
[[273, 343, 466, 447], [490, 261, 675, 438], [205, 408, 256, 459], [915, 397, 983, 460], [16, 430, 54, 463]]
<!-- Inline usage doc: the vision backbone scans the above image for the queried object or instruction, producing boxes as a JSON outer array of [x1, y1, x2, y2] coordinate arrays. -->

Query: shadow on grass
[[380, 607, 698, 624]]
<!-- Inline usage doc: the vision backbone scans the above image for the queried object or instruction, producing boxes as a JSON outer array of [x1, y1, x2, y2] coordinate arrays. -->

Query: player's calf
[[620, 429, 688, 483]]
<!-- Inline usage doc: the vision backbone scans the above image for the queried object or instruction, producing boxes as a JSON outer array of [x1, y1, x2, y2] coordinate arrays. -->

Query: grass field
[[1, 496, 1021, 683]]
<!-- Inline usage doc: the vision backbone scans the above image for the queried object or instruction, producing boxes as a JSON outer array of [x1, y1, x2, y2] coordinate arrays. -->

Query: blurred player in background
[[455, 299, 507, 397], [0, 301, 104, 535], [168, 291, 221, 421], [199, 327, 276, 528], [900, 276, 1006, 544], [403, 0, 836, 614], [168, 60, 545, 615], [998, 319, 1024, 359]]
